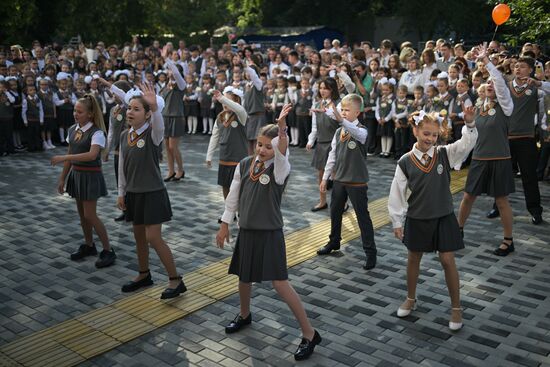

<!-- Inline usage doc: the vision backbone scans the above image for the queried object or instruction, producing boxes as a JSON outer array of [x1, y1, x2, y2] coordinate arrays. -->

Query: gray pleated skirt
[[403, 213, 464, 253], [125, 188, 172, 225], [218, 164, 237, 188], [246, 114, 266, 140], [465, 159, 515, 197], [228, 228, 288, 283], [311, 142, 332, 170], [164, 116, 186, 137], [66, 170, 108, 201]]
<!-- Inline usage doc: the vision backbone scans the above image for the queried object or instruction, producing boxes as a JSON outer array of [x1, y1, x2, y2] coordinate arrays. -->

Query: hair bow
[[84, 76, 93, 84], [124, 86, 165, 111], [412, 110, 427, 125], [388, 78, 397, 85], [437, 71, 449, 79], [223, 86, 244, 99]]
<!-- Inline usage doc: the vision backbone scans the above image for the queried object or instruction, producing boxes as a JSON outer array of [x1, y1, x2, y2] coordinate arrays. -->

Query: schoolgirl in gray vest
[[51, 95, 116, 269], [458, 50, 516, 257], [38, 78, 56, 149], [161, 58, 187, 181], [0, 82, 15, 155], [243, 61, 266, 154], [21, 86, 44, 152], [117, 83, 186, 299], [375, 77, 396, 157], [53, 76, 77, 145], [306, 77, 340, 212], [216, 105, 321, 361], [388, 110, 477, 332], [205, 87, 248, 201], [294, 78, 313, 148]]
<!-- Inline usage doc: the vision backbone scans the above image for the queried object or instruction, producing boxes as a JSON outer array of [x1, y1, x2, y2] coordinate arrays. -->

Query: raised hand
[[212, 89, 223, 101], [276, 103, 293, 127], [463, 105, 475, 124], [138, 82, 158, 112]]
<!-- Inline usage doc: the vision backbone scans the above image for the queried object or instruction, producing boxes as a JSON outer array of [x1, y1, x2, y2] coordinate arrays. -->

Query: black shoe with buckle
[[486, 208, 500, 219], [121, 270, 154, 292], [494, 237, 514, 256], [317, 243, 340, 255], [225, 313, 252, 334], [294, 330, 322, 361], [95, 248, 116, 268], [160, 276, 187, 299], [70, 243, 97, 261]]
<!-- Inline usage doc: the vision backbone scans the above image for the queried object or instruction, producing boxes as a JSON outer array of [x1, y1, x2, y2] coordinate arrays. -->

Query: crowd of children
[[2, 37, 550, 360]]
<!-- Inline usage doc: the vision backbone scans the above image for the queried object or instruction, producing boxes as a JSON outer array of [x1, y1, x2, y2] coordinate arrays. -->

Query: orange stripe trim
[[409, 150, 437, 173]]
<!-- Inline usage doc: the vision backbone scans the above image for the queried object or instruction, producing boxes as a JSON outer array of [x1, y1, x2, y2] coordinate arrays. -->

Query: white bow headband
[[223, 86, 244, 99], [379, 77, 396, 86], [412, 110, 427, 125], [124, 87, 165, 111]]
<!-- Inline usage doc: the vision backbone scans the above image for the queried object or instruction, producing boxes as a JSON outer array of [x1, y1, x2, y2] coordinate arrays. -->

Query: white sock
[[386, 137, 393, 153], [59, 128, 65, 142], [208, 118, 214, 132], [192, 117, 197, 133], [187, 118, 192, 133], [381, 137, 387, 153], [291, 127, 299, 144]]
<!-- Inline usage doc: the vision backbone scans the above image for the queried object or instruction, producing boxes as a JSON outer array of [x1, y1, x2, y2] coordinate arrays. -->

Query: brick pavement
[[1, 134, 550, 366]]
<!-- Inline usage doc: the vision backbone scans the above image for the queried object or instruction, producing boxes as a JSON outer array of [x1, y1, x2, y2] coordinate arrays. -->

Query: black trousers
[[494, 138, 543, 216], [537, 141, 550, 180], [114, 153, 120, 186], [296, 115, 311, 148], [365, 116, 378, 154], [394, 125, 411, 159], [328, 182, 377, 255], [27, 121, 42, 151]]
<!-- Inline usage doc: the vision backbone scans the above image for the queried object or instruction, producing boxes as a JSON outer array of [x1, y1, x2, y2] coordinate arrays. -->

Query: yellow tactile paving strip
[[0, 170, 468, 367]]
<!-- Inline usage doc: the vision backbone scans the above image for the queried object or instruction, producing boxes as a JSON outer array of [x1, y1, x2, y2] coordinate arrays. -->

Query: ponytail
[[77, 94, 106, 134]]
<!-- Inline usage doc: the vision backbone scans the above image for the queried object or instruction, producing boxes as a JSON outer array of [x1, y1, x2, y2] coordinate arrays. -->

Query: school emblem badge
[[488, 108, 496, 116], [137, 139, 145, 148], [116, 114, 123, 121], [525, 89, 532, 96], [437, 164, 443, 175], [347, 141, 357, 149], [231, 120, 238, 128], [259, 174, 270, 185]]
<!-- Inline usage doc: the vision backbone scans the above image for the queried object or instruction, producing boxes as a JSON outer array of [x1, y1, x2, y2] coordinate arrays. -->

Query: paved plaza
[[1, 134, 549, 367]]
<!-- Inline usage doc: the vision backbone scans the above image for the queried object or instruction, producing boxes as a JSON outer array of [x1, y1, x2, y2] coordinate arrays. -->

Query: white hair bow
[[388, 78, 396, 85], [124, 87, 165, 111], [437, 71, 449, 79], [105, 70, 113, 78], [84, 76, 93, 84], [412, 110, 427, 125], [223, 86, 244, 99], [379, 77, 396, 86]]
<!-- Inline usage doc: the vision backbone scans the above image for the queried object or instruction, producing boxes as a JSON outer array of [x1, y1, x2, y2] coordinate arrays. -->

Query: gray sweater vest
[[398, 147, 453, 219], [244, 86, 265, 114], [315, 100, 340, 143], [238, 156, 288, 230], [26, 97, 40, 121], [57, 90, 73, 111], [68, 124, 103, 167], [508, 82, 537, 137], [333, 125, 369, 184], [162, 87, 185, 117], [295, 91, 313, 115], [110, 106, 127, 152], [120, 126, 165, 193], [216, 112, 248, 162], [473, 103, 510, 160], [38, 91, 55, 117]]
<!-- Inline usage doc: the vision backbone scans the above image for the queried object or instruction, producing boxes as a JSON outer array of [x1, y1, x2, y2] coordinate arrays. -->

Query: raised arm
[[166, 58, 186, 90]]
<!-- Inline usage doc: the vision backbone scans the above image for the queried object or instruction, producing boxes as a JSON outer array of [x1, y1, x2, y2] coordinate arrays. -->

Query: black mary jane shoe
[[121, 270, 154, 293], [311, 204, 328, 212], [493, 237, 514, 256], [225, 313, 252, 334], [70, 243, 97, 261], [294, 330, 322, 361], [163, 173, 176, 182], [486, 208, 500, 219], [317, 243, 340, 255], [160, 276, 187, 299]]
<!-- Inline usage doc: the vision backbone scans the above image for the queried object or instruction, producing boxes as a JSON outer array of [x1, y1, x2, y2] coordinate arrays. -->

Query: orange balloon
[[492, 4, 511, 26]]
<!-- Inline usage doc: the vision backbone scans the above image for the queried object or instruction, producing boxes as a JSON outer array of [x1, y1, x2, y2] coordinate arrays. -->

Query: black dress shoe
[[294, 330, 322, 361], [225, 313, 252, 334], [311, 204, 328, 212], [70, 243, 97, 260], [95, 248, 117, 268], [114, 212, 126, 222], [486, 208, 500, 219], [363, 254, 377, 270], [532, 214, 543, 225], [163, 173, 176, 182], [317, 243, 340, 255], [160, 276, 187, 299], [121, 270, 154, 292], [494, 237, 514, 256]]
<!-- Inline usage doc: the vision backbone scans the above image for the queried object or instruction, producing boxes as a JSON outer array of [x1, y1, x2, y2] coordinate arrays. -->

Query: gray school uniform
[[56, 90, 74, 128], [216, 112, 249, 187], [244, 84, 266, 140], [25, 97, 40, 122], [0, 94, 14, 121], [110, 106, 126, 153], [65, 124, 108, 201], [311, 100, 340, 170], [120, 125, 172, 225], [398, 147, 463, 252], [162, 86, 186, 137], [507, 82, 537, 138], [377, 95, 394, 137], [228, 156, 289, 282], [465, 103, 515, 197], [39, 90, 56, 130], [333, 127, 369, 184]]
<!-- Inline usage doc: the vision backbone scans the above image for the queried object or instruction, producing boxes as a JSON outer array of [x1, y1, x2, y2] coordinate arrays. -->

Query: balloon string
[[491, 25, 499, 41]]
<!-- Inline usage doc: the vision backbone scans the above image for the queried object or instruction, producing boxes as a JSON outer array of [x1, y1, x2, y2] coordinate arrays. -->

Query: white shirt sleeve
[[540, 81, 550, 94], [5, 91, 15, 103], [71, 93, 77, 105], [221, 163, 241, 224], [21, 98, 28, 125], [206, 121, 220, 162], [308, 112, 318, 146], [322, 133, 338, 180], [118, 144, 126, 197], [220, 96, 247, 125], [337, 70, 355, 94], [388, 165, 409, 228], [271, 136, 291, 185], [150, 109, 165, 146], [245, 66, 263, 91], [91, 130, 106, 148], [166, 59, 187, 90], [342, 119, 367, 144], [444, 124, 478, 168], [486, 62, 513, 116], [38, 100, 44, 123], [375, 98, 381, 120], [105, 115, 114, 155], [110, 85, 127, 104]]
